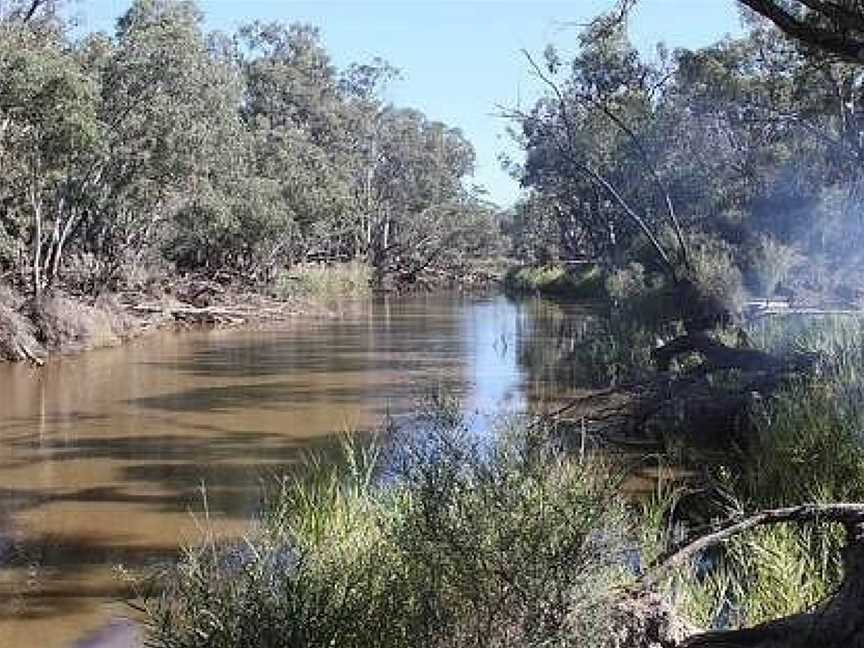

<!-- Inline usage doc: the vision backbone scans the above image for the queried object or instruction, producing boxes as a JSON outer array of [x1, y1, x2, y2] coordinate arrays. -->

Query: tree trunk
[[638, 505, 864, 648], [30, 182, 43, 302]]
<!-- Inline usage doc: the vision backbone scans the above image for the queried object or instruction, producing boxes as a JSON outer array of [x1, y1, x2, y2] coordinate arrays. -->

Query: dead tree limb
[[634, 503, 864, 648], [641, 503, 864, 588], [651, 333, 782, 372]]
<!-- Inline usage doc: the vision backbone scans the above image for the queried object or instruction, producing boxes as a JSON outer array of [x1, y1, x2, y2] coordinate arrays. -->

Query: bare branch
[[739, 0, 864, 63], [640, 502, 864, 588], [520, 49, 677, 277]]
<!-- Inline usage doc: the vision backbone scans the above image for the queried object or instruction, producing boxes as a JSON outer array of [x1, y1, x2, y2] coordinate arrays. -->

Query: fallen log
[[132, 304, 247, 326], [637, 503, 864, 648], [651, 333, 782, 372]]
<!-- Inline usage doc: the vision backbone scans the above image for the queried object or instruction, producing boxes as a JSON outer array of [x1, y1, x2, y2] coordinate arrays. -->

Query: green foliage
[[504, 264, 605, 299], [0, 0, 492, 298], [652, 316, 864, 630], [143, 413, 634, 648], [684, 233, 746, 316], [606, 262, 649, 301], [512, 14, 864, 310]]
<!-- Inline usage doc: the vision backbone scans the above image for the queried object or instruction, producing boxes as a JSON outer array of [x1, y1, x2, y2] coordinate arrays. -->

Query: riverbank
[[0, 260, 506, 366], [0, 281, 330, 365], [138, 312, 864, 648]]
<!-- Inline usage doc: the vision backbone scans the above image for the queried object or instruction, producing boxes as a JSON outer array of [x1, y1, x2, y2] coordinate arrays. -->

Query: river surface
[[0, 292, 602, 648]]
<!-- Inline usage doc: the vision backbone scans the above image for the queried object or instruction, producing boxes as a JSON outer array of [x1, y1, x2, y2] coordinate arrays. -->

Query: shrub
[[143, 411, 635, 648], [744, 235, 802, 296], [504, 264, 605, 299], [606, 262, 648, 301], [685, 234, 746, 316]]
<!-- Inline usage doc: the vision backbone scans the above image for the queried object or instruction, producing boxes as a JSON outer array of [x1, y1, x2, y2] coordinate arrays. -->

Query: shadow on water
[[125, 380, 434, 413]]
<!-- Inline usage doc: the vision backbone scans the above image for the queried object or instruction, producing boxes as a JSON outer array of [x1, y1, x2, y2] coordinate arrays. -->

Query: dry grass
[[275, 262, 372, 301], [0, 283, 41, 362], [31, 292, 138, 353]]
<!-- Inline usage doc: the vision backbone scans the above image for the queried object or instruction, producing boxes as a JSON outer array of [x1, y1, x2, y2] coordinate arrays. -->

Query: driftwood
[[18, 341, 44, 366], [553, 326, 819, 450], [132, 304, 246, 325], [557, 368, 785, 448], [636, 503, 864, 648]]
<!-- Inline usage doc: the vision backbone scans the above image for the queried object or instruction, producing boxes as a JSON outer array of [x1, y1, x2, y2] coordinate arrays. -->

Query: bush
[[685, 234, 746, 316], [143, 410, 635, 648], [744, 235, 801, 296], [504, 264, 605, 299], [606, 262, 649, 301]]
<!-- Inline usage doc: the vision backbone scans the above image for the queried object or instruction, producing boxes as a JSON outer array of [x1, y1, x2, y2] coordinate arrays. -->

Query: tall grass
[[274, 262, 371, 301], [143, 410, 635, 648], [652, 314, 864, 630]]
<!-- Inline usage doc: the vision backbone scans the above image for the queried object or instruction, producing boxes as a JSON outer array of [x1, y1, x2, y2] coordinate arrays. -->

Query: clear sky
[[70, 1, 744, 207]]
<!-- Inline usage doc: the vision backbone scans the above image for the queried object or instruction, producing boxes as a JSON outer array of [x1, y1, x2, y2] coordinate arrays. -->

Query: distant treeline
[[0, 0, 501, 298]]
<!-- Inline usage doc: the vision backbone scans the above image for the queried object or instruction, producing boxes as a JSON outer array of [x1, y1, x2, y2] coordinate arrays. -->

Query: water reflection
[[514, 299, 667, 400], [0, 292, 605, 647]]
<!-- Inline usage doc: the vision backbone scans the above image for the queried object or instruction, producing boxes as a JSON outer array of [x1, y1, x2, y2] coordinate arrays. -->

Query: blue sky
[[71, 1, 743, 207]]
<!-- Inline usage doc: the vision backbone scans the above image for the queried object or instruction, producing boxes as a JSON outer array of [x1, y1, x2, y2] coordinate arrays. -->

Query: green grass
[[504, 264, 606, 299], [647, 314, 864, 631], [142, 408, 634, 648]]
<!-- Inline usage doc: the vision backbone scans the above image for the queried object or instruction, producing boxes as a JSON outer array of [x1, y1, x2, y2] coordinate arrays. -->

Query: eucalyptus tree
[[361, 107, 479, 285], [516, 25, 688, 278], [237, 21, 357, 269], [0, 11, 99, 298], [99, 0, 249, 282]]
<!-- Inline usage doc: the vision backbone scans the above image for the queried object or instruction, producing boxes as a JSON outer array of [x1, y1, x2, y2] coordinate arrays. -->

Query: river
[[0, 292, 600, 648]]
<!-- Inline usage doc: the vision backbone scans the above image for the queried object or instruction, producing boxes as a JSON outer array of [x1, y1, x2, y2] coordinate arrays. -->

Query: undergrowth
[[142, 406, 634, 648]]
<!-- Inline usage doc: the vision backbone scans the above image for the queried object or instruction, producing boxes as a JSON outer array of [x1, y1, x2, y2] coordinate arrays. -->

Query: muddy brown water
[[0, 293, 604, 648]]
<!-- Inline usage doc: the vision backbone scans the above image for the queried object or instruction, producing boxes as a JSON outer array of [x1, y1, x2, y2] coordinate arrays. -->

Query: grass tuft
[[274, 262, 372, 301]]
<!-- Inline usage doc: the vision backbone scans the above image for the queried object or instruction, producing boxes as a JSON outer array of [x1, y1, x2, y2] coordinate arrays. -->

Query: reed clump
[[143, 407, 635, 648], [274, 262, 372, 301]]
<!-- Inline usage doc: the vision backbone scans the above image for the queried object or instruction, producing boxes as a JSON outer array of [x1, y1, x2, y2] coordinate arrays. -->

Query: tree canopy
[[0, 0, 497, 296]]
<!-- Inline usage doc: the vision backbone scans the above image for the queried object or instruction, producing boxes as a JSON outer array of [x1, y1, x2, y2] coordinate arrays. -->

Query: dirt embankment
[[0, 279, 325, 365]]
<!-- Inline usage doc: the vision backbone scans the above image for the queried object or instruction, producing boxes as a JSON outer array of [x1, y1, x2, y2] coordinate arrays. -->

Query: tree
[[0, 14, 100, 298], [738, 0, 864, 62], [513, 26, 689, 281]]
